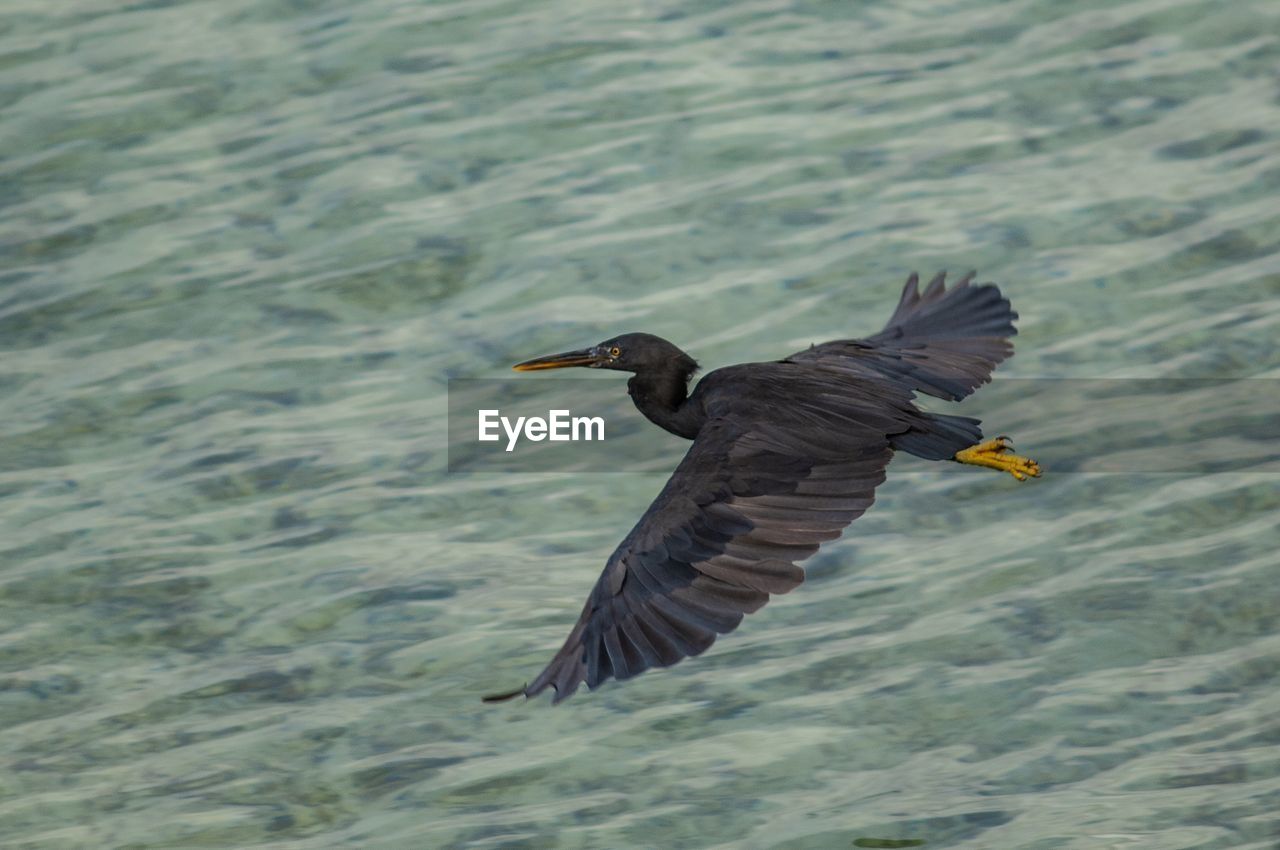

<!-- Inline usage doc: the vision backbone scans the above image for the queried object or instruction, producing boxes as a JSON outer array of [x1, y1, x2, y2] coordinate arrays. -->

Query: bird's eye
[[609, 346, 621, 357]]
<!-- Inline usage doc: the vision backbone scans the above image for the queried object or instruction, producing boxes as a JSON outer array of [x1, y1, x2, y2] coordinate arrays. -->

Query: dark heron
[[486, 271, 1040, 704]]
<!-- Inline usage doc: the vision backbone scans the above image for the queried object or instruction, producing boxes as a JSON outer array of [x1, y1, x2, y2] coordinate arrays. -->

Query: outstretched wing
[[787, 271, 1017, 401], [486, 374, 910, 703]]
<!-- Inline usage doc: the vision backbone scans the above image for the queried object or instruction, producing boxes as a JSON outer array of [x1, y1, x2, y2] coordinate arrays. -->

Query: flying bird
[[486, 272, 1040, 704]]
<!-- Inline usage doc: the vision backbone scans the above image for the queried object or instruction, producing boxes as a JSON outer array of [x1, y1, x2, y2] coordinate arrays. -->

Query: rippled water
[[3, 0, 1279, 847]]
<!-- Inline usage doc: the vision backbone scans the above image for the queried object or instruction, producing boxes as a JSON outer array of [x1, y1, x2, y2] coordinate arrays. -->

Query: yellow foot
[[954, 436, 1042, 482]]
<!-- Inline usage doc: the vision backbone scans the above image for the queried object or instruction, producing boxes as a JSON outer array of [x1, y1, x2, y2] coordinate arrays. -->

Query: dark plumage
[[489, 271, 1038, 704]]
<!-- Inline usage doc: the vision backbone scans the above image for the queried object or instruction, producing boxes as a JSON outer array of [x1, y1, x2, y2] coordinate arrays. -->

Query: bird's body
[[489, 272, 1040, 704]]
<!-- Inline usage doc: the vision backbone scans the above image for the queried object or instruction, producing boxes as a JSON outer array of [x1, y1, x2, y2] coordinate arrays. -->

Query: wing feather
[[495, 395, 899, 702], [788, 270, 1017, 401]]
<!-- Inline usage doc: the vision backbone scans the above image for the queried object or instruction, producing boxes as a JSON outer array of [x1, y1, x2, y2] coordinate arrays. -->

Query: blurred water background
[[2, 0, 1279, 847]]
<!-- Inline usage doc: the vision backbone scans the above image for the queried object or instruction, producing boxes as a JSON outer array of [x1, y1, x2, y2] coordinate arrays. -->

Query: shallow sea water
[[2, 0, 1280, 847]]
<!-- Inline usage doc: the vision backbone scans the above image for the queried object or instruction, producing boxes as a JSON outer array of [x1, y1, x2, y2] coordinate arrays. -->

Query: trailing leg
[[954, 436, 1041, 481]]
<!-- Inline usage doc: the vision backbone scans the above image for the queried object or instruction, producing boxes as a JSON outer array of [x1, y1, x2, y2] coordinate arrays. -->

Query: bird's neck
[[627, 369, 702, 439]]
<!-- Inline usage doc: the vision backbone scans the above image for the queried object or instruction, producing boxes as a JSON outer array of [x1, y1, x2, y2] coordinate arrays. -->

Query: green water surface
[[1, 0, 1279, 847]]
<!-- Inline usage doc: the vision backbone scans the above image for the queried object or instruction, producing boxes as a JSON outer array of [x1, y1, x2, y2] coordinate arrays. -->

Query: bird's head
[[513, 332, 698, 378]]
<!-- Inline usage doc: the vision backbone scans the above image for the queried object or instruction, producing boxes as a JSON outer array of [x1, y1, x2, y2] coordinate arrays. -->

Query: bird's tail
[[891, 412, 984, 461]]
